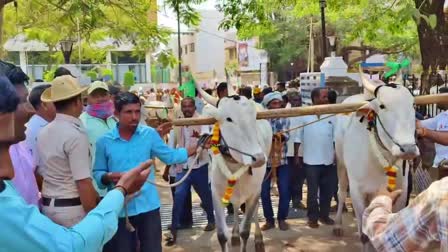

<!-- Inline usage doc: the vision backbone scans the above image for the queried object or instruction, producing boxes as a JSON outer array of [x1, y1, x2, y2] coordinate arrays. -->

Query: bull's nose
[[251, 153, 266, 168], [399, 144, 420, 159]]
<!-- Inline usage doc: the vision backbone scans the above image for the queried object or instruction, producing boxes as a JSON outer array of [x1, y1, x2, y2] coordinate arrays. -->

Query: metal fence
[[26, 63, 173, 84]]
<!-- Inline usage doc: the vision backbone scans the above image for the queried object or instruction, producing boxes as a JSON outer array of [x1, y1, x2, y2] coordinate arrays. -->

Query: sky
[[157, 0, 218, 30]]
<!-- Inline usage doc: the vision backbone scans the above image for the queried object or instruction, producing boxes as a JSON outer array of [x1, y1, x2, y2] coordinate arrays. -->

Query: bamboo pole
[[172, 93, 448, 126]]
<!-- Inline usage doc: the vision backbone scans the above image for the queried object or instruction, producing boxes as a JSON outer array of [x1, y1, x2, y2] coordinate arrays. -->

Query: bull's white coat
[[198, 84, 273, 252], [333, 76, 419, 252]]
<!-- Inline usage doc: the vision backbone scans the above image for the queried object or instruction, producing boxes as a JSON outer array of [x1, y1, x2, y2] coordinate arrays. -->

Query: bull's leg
[[253, 204, 265, 252], [231, 203, 241, 247], [333, 162, 349, 237], [349, 190, 376, 252], [240, 194, 264, 252], [212, 186, 229, 252]]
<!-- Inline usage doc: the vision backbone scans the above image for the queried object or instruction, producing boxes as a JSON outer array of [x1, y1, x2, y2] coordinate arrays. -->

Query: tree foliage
[[217, 0, 438, 68], [2, 0, 204, 67]]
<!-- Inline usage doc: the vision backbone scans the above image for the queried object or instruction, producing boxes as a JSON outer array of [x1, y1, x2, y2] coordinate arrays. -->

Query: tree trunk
[[415, 0, 448, 94]]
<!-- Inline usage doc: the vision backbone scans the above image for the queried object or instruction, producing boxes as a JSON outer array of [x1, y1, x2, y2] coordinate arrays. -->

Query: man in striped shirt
[[363, 178, 448, 251]]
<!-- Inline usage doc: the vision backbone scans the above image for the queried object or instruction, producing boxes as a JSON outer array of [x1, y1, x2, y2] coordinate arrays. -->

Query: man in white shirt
[[167, 97, 215, 246], [418, 87, 448, 181], [297, 87, 337, 228], [286, 90, 306, 210], [25, 84, 56, 178]]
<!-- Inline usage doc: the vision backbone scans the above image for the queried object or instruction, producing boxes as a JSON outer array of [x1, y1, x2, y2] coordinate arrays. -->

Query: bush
[[123, 71, 135, 88], [86, 70, 98, 81], [102, 68, 114, 81], [43, 69, 55, 82]]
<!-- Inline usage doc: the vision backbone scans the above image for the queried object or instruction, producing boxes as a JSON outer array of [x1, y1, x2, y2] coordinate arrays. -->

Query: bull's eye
[[379, 104, 386, 109], [226, 117, 233, 122]]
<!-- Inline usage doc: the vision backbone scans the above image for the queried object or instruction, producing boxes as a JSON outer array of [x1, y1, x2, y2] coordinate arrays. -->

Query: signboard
[[299, 72, 325, 106], [238, 42, 249, 67]]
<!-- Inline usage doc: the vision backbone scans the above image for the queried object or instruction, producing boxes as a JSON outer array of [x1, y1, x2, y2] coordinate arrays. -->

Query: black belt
[[42, 197, 82, 207]]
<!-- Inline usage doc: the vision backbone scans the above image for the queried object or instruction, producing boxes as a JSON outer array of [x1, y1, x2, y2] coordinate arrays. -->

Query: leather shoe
[[319, 217, 335, 225], [204, 223, 215, 231], [278, 220, 289, 231], [308, 220, 319, 228], [261, 221, 275, 231]]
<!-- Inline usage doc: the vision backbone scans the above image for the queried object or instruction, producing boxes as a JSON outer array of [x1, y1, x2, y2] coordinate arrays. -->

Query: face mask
[[86, 100, 114, 119]]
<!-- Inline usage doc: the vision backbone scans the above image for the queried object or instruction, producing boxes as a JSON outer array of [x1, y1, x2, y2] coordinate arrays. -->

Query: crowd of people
[[1, 63, 448, 252]]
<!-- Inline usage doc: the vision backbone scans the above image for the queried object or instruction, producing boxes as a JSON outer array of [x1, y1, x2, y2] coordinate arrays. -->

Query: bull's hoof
[[360, 233, 370, 244], [255, 241, 265, 252], [333, 227, 344, 237], [231, 236, 241, 247]]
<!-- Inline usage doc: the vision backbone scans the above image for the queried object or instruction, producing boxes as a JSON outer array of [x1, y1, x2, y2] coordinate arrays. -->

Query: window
[[184, 45, 188, 54], [190, 43, 195, 52]]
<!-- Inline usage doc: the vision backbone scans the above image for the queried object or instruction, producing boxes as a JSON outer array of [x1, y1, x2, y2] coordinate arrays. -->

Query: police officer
[[38, 76, 99, 227]]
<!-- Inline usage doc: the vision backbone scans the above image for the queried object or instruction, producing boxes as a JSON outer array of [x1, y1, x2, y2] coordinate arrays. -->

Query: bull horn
[[194, 77, 218, 107], [225, 68, 236, 96], [392, 70, 404, 85], [359, 65, 377, 93]]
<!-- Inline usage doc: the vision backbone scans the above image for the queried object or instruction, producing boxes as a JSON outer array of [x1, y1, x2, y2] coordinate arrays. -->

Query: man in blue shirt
[[0, 74, 151, 252], [94, 92, 196, 252]]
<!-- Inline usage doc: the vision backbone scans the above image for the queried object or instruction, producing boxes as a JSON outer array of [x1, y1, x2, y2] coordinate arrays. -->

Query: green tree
[[218, 0, 447, 91]]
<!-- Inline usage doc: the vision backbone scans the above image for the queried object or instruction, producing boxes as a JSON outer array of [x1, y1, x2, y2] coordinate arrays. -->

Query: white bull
[[333, 72, 420, 251], [197, 83, 272, 252]]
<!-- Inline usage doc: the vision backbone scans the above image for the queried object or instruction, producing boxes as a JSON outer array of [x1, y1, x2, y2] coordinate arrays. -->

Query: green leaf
[[428, 14, 437, 29]]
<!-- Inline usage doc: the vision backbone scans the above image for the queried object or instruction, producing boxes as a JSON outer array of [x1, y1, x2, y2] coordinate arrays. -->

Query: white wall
[[194, 10, 225, 81]]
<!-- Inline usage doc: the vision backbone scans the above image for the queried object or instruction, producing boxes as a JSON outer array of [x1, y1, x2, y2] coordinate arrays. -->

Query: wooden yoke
[[172, 93, 448, 127]]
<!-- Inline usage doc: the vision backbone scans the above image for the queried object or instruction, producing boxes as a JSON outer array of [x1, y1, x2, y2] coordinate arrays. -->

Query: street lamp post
[[60, 40, 74, 64], [319, 0, 327, 60], [290, 62, 294, 79]]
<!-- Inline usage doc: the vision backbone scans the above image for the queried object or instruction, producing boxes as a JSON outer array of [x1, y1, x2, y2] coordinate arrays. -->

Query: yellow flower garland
[[384, 166, 398, 191], [210, 123, 238, 206]]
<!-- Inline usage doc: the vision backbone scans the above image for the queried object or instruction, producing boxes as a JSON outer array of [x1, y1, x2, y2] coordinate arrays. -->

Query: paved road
[[156, 170, 362, 252]]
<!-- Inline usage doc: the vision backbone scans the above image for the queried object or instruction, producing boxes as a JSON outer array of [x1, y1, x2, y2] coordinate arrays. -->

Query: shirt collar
[[111, 124, 144, 140], [26, 114, 49, 128], [55, 113, 82, 125]]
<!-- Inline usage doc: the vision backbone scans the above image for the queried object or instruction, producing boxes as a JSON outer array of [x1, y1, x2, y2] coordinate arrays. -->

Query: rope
[[124, 146, 204, 231], [266, 114, 338, 181]]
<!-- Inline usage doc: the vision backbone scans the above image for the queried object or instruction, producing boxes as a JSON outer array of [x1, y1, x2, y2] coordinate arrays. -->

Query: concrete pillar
[[106, 51, 112, 70], [145, 51, 152, 84], [19, 51, 27, 74]]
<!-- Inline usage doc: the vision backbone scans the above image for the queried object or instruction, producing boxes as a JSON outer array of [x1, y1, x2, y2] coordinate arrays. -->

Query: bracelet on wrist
[[115, 185, 128, 197]]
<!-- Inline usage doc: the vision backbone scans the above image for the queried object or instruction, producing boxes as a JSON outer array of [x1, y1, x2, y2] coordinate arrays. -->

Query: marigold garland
[[384, 166, 398, 191], [210, 123, 221, 155], [210, 123, 239, 206]]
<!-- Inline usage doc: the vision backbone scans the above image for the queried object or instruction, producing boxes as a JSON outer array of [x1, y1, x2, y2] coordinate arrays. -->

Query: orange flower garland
[[210, 123, 221, 155], [210, 123, 239, 206], [384, 166, 398, 191]]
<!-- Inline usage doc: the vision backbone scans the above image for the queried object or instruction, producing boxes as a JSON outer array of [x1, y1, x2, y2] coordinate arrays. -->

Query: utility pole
[[319, 0, 327, 61], [176, 4, 182, 86]]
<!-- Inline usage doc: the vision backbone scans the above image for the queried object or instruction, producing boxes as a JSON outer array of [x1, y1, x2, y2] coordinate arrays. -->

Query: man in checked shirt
[[260, 91, 291, 231], [363, 178, 448, 251]]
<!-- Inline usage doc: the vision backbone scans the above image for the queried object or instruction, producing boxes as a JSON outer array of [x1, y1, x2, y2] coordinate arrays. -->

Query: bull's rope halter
[[210, 122, 250, 206], [364, 110, 398, 191]]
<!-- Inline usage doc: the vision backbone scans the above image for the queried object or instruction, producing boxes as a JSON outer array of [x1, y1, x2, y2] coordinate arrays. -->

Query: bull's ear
[[356, 100, 380, 117]]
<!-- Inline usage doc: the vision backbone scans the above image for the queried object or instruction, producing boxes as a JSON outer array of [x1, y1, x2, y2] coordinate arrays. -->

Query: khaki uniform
[[37, 113, 92, 227]]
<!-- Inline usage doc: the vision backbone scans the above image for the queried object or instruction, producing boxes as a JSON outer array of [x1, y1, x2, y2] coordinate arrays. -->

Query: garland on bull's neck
[[210, 123, 249, 206], [365, 111, 398, 191]]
